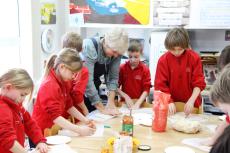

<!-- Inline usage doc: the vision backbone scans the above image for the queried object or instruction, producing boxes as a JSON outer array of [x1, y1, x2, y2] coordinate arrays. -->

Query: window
[[0, 0, 21, 75]]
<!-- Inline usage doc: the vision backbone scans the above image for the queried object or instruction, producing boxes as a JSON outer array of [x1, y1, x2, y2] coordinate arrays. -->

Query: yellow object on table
[[106, 137, 140, 153]]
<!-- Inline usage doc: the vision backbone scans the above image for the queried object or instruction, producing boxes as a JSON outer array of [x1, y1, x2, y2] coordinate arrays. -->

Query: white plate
[[165, 146, 195, 153], [46, 135, 71, 145]]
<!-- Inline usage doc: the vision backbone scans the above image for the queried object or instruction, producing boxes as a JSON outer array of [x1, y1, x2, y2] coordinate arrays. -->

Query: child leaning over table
[[117, 39, 151, 109], [0, 68, 48, 153], [154, 27, 206, 116], [202, 46, 230, 146], [62, 31, 89, 116]]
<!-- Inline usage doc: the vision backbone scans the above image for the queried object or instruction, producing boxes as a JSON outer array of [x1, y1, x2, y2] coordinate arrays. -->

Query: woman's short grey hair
[[104, 28, 128, 55], [210, 64, 230, 104]]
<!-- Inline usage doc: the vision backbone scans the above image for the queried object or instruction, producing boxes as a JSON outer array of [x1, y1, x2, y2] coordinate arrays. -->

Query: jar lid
[[138, 145, 151, 151]]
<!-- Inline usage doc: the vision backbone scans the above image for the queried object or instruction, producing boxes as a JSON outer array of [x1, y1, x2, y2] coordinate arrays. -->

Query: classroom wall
[[189, 29, 230, 52], [80, 27, 152, 59], [31, 0, 74, 82]]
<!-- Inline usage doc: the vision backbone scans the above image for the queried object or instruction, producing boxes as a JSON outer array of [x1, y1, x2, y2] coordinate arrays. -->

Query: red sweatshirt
[[32, 69, 73, 133], [69, 66, 89, 106], [0, 96, 45, 153], [119, 61, 151, 100], [154, 49, 206, 108]]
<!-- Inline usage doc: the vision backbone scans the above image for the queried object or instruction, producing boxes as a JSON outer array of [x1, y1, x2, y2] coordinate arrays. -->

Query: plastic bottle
[[152, 91, 171, 132], [122, 110, 134, 136]]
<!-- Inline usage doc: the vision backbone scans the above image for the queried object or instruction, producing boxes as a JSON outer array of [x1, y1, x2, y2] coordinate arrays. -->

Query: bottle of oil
[[122, 109, 133, 136]]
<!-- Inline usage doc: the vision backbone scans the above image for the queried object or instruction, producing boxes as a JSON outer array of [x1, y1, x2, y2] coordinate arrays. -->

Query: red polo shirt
[[32, 69, 73, 133], [154, 49, 206, 108], [119, 61, 151, 100], [0, 96, 45, 153]]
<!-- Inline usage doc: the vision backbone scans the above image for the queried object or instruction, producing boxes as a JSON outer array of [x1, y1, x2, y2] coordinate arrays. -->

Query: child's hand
[[132, 103, 141, 110], [82, 108, 89, 116], [124, 96, 134, 108], [86, 120, 96, 129], [101, 108, 121, 116], [168, 103, 176, 115], [77, 125, 96, 136], [36, 142, 49, 153], [184, 99, 195, 116]]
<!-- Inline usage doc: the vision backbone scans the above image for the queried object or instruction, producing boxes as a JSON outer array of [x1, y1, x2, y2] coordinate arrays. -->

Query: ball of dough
[[172, 119, 201, 134]]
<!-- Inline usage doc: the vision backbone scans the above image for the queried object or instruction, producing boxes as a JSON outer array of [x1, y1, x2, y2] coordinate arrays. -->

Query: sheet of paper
[[29, 144, 77, 153], [182, 138, 211, 152], [87, 124, 104, 137], [205, 124, 217, 133], [119, 107, 152, 115], [132, 113, 152, 126], [86, 110, 114, 122]]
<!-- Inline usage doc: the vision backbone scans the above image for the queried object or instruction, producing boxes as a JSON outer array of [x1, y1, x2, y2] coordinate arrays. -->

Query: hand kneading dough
[[172, 119, 201, 134]]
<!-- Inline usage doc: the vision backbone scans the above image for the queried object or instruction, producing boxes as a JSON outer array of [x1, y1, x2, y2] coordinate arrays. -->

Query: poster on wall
[[41, 3, 56, 24], [200, 0, 230, 27], [69, 0, 150, 25]]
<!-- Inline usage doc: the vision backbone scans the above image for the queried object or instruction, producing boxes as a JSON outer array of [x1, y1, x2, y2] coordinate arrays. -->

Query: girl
[[0, 68, 48, 153], [154, 28, 206, 116], [62, 32, 89, 116], [32, 48, 95, 137]]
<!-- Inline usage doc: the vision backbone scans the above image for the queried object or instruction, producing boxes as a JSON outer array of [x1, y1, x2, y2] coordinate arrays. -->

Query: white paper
[[87, 110, 114, 122], [29, 144, 77, 153], [119, 107, 152, 115], [87, 124, 104, 137], [205, 124, 217, 133], [132, 113, 152, 126], [182, 138, 211, 152]]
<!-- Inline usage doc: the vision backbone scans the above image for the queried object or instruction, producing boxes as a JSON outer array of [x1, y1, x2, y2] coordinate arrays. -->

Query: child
[[32, 48, 95, 136], [210, 125, 230, 153], [218, 45, 230, 70], [202, 46, 230, 146], [154, 28, 206, 116], [0, 68, 48, 153], [118, 39, 151, 109], [62, 32, 89, 115]]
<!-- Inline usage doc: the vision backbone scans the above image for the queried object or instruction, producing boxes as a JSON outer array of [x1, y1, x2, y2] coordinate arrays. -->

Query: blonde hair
[[164, 28, 190, 50], [62, 32, 83, 52], [104, 28, 128, 55], [44, 48, 83, 77], [210, 64, 230, 105], [0, 68, 34, 98]]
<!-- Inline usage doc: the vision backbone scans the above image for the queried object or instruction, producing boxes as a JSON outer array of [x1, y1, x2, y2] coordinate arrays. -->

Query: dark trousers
[[29, 139, 36, 149], [85, 62, 108, 112]]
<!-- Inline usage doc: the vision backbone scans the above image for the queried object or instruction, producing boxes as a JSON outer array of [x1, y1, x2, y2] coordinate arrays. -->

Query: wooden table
[[68, 115, 220, 153]]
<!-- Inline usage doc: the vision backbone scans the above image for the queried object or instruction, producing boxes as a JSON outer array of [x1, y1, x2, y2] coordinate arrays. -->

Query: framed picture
[[41, 3, 56, 24], [69, 0, 150, 25]]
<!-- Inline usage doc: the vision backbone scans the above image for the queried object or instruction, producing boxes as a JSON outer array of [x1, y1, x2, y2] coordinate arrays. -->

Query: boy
[[154, 28, 206, 116], [118, 40, 151, 109]]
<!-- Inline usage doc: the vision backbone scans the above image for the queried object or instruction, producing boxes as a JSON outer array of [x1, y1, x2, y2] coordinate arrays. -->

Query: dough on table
[[172, 118, 201, 134]]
